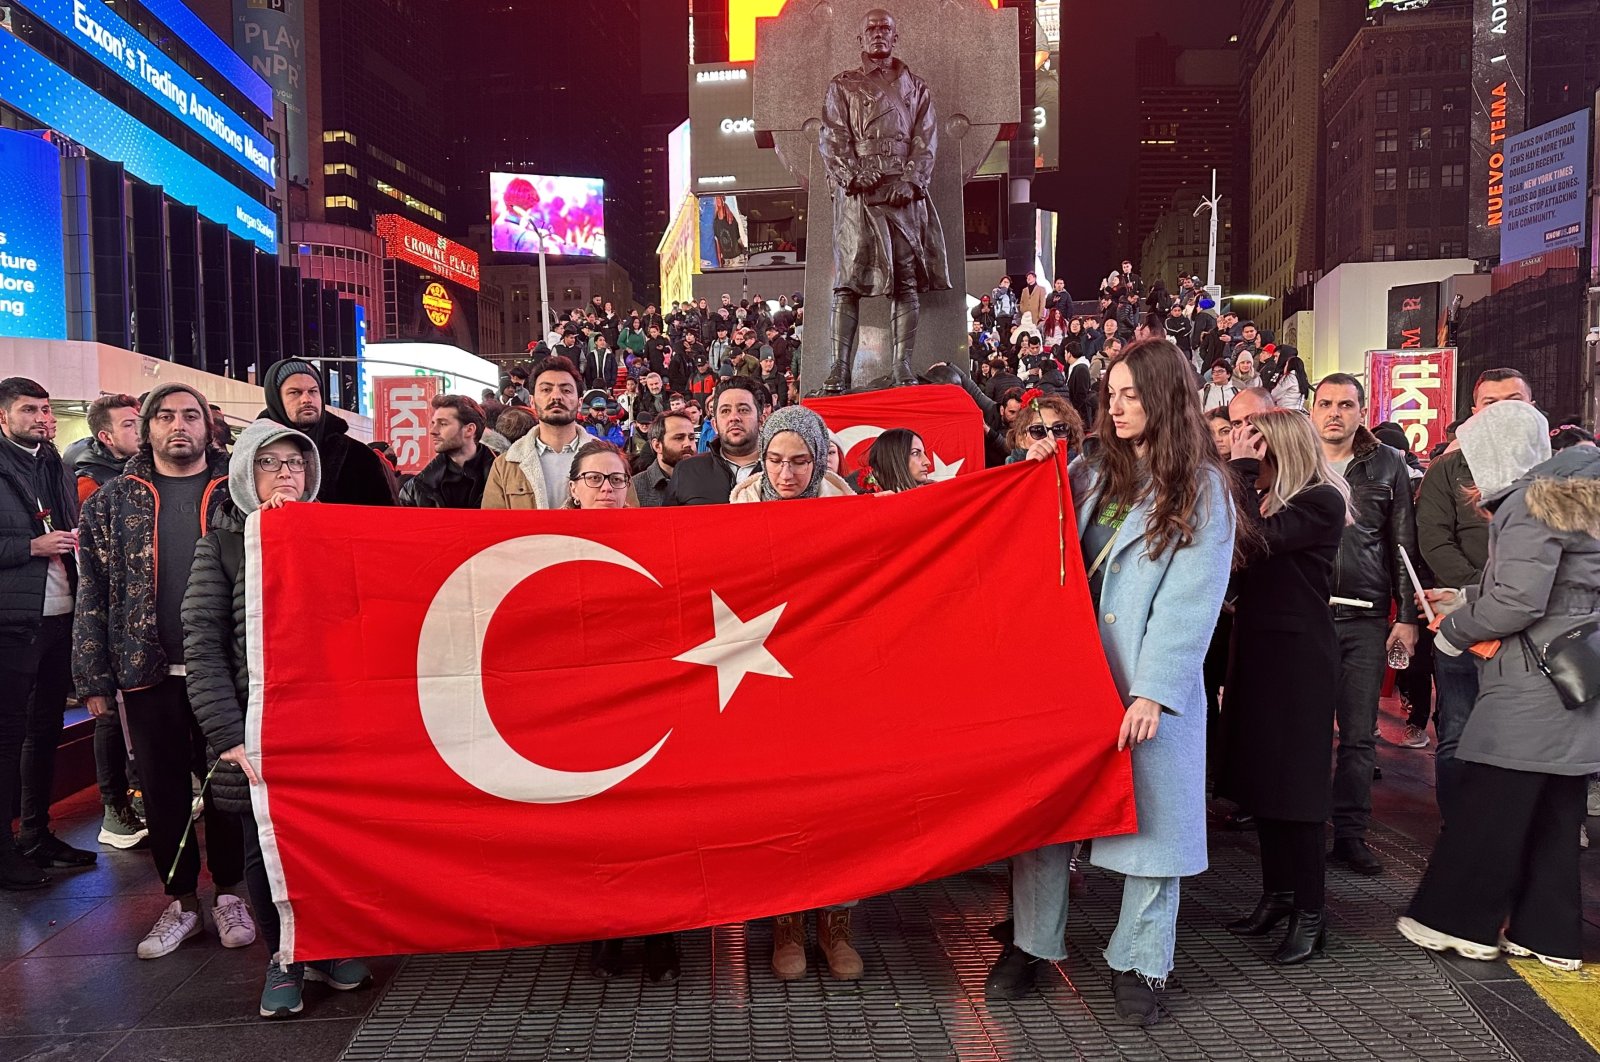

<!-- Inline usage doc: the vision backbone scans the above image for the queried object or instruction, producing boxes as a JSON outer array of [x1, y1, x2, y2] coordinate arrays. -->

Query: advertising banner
[[657, 195, 700, 308], [0, 129, 66, 341], [13, 0, 275, 186], [1385, 282, 1441, 349], [142, 0, 274, 114], [489, 173, 607, 257], [234, 0, 309, 185], [376, 215, 481, 291], [1468, 0, 1528, 258], [1500, 110, 1590, 266], [698, 193, 803, 270], [371, 375, 440, 475], [0, 28, 277, 252], [1365, 349, 1457, 454], [689, 63, 798, 193]]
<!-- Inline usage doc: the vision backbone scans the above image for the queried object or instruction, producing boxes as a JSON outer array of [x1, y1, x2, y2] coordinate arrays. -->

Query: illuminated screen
[[140, 0, 274, 114], [489, 173, 607, 258], [0, 28, 277, 252], [728, 0, 1000, 61], [0, 129, 67, 340], [12, 0, 275, 185]]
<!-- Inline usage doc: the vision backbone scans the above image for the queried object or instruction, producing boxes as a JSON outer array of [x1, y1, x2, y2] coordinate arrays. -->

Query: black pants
[[1400, 635, 1435, 729], [0, 614, 73, 848], [241, 811, 280, 955], [121, 677, 243, 897], [1407, 762, 1585, 957], [1203, 612, 1232, 783], [94, 710, 139, 808], [1258, 818, 1325, 911]]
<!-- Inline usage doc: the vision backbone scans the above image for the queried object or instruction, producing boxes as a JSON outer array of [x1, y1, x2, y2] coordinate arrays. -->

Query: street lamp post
[[1193, 168, 1221, 291], [533, 220, 553, 346]]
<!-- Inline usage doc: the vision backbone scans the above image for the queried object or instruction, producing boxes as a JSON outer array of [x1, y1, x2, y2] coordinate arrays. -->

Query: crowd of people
[[2, 268, 1597, 1028]]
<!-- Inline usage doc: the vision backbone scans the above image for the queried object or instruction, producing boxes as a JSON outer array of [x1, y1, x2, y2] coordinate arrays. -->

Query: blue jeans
[[1433, 649, 1481, 818], [1012, 843, 1179, 982]]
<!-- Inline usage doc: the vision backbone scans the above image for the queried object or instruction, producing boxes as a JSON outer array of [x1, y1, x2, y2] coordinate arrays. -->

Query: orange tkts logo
[[422, 282, 453, 328]]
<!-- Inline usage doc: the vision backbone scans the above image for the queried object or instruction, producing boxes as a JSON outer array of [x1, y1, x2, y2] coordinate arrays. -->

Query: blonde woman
[[1219, 409, 1351, 965]]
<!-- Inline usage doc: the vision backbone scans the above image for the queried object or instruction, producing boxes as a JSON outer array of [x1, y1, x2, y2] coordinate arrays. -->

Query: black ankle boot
[[1226, 891, 1294, 936], [1271, 910, 1327, 965]]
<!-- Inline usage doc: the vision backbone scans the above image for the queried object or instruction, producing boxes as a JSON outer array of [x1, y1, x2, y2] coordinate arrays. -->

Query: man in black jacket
[[1062, 344, 1095, 431], [664, 377, 768, 505], [260, 358, 394, 506], [0, 378, 93, 889], [400, 395, 496, 508], [1313, 374, 1420, 876]]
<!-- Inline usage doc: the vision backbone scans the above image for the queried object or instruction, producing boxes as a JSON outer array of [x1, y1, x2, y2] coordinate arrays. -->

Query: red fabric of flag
[[246, 456, 1134, 962], [803, 384, 984, 479]]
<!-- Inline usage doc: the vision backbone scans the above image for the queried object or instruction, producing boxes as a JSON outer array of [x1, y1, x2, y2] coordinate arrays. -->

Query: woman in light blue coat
[[987, 339, 1239, 1025]]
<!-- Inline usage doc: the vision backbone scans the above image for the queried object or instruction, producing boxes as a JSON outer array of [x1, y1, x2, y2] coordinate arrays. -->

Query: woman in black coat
[[182, 419, 372, 1020], [1219, 408, 1350, 965]]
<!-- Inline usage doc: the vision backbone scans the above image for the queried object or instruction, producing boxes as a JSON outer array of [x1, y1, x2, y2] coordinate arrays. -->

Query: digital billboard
[[1468, 0, 1528, 258], [698, 192, 804, 270], [1500, 111, 1590, 266], [141, 0, 274, 115], [0, 28, 278, 252], [489, 173, 606, 257], [376, 214, 481, 290], [690, 63, 798, 193], [13, 0, 275, 186], [0, 130, 67, 340], [728, 0, 1000, 62], [234, 0, 309, 184]]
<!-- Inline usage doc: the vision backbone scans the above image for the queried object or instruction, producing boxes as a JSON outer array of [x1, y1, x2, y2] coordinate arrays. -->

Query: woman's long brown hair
[[1091, 338, 1244, 562]]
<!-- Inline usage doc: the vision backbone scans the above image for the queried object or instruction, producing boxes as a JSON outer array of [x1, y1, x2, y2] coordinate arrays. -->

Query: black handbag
[[1521, 618, 1600, 711]]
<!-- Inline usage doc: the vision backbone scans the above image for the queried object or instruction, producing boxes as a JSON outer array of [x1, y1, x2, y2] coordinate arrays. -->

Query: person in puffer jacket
[[1397, 401, 1600, 973], [180, 420, 374, 1019]]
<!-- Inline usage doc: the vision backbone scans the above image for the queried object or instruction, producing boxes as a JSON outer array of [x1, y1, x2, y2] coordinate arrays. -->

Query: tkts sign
[[375, 214, 481, 291], [1366, 349, 1458, 454], [372, 375, 441, 475]]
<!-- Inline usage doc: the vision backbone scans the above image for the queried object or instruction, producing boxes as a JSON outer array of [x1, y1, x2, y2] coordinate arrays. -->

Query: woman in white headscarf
[[1398, 400, 1600, 972]]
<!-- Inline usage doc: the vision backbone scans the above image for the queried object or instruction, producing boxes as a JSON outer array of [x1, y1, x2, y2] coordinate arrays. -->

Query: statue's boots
[[889, 294, 920, 387]]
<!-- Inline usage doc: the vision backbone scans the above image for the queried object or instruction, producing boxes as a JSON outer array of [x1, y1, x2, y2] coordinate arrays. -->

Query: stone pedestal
[[752, 0, 1019, 392]]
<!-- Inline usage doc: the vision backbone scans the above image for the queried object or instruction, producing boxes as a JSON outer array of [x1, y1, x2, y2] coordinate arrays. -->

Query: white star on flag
[[674, 592, 792, 711], [930, 453, 965, 481]]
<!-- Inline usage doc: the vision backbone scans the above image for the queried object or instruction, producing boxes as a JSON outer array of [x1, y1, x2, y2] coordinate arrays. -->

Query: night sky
[[1042, 0, 1241, 293]]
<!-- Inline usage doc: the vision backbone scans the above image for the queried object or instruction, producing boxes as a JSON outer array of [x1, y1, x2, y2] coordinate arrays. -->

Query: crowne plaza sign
[[375, 214, 480, 291]]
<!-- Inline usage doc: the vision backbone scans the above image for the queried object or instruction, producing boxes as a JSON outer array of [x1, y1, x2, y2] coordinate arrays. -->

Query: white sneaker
[[137, 900, 202, 959], [1399, 725, 1430, 749], [1501, 937, 1583, 972], [1396, 916, 1501, 961], [213, 893, 257, 949]]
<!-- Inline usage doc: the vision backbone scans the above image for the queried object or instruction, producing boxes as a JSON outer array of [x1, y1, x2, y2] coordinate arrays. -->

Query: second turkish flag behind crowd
[[804, 384, 984, 479], [247, 458, 1134, 963]]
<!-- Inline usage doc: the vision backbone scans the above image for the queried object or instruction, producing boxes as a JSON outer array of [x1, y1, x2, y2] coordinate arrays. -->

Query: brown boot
[[771, 914, 807, 980], [817, 908, 864, 980]]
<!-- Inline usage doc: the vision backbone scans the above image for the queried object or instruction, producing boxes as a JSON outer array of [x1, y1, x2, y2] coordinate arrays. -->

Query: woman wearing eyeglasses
[[564, 440, 635, 509], [729, 405, 858, 981], [180, 421, 373, 1020], [1004, 391, 1084, 465]]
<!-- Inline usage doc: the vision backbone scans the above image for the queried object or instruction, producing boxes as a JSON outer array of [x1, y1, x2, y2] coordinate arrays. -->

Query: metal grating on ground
[[338, 820, 1521, 1062]]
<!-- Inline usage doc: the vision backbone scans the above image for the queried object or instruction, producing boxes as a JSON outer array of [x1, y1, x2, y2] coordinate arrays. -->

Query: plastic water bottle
[[1387, 642, 1412, 670]]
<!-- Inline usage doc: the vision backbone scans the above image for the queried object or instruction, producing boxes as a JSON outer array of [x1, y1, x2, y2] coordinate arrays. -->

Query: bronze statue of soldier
[[817, 9, 952, 394]]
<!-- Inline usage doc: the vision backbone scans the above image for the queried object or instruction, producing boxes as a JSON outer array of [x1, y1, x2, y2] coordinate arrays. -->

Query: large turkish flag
[[246, 456, 1135, 963], [803, 384, 985, 480]]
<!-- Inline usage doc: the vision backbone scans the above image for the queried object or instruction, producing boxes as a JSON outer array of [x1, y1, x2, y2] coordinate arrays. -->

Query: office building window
[[324, 196, 358, 210], [1441, 163, 1465, 188], [1407, 166, 1431, 190], [1442, 125, 1467, 149], [1408, 88, 1431, 112], [1373, 244, 1396, 261], [1374, 167, 1397, 191], [1376, 90, 1399, 113], [1410, 126, 1431, 150], [323, 130, 358, 146], [1376, 128, 1398, 153], [1440, 240, 1464, 257]]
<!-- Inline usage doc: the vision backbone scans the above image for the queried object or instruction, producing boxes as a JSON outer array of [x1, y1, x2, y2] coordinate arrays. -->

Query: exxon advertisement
[[1499, 111, 1590, 266], [0, 130, 67, 340], [0, 27, 277, 252]]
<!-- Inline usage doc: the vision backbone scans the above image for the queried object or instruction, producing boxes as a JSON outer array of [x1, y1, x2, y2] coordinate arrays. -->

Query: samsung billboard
[[689, 63, 799, 193], [13, 0, 276, 186], [1468, 0, 1528, 259], [0, 27, 278, 252]]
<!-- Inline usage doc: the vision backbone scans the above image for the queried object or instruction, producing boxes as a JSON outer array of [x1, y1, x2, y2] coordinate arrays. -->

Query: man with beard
[[74, 383, 252, 955], [400, 395, 494, 508], [483, 357, 589, 509], [259, 359, 394, 505], [664, 377, 769, 505], [632, 411, 699, 508]]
